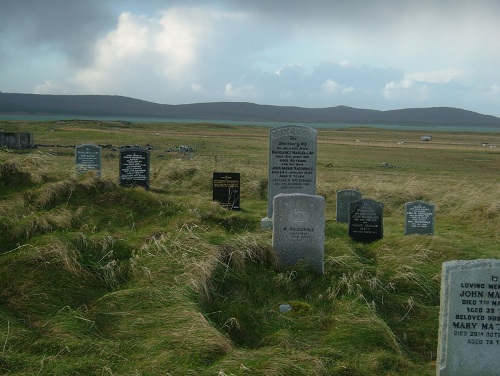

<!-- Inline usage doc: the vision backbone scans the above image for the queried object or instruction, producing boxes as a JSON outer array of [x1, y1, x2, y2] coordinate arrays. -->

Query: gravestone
[[348, 198, 383, 242], [75, 144, 102, 178], [405, 200, 435, 235], [336, 189, 362, 222], [119, 146, 150, 190], [213, 172, 240, 210], [261, 125, 317, 228], [437, 259, 500, 376], [272, 193, 325, 274]]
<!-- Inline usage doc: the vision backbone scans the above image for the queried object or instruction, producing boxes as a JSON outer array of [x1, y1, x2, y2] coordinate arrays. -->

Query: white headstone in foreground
[[437, 259, 500, 376], [272, 193, 325, 274]]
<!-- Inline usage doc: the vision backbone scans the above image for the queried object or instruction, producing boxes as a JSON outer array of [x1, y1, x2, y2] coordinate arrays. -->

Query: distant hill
[[1, 92, 500, 127]]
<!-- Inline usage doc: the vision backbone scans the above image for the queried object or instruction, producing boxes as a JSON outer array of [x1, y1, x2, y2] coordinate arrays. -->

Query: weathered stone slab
[[348, 198, 383, 243], [405, 200, 434, 235], [336, 189, 362, 222], [75, 144, 102, 178], [262, 125, 317, 228], [119, 146, 150, 190], [437, 259, 500, 376], [0, 132, 34, 149], [272, 193, 325, 274], [213, 172, 240, 210]]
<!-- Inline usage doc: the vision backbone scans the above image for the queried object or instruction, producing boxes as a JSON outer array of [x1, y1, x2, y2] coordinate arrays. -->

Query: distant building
[[421, 135, 432, 141]]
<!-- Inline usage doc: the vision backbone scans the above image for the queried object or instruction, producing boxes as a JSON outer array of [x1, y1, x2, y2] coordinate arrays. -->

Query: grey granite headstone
[[437, 259, 500, 376], [348, 198, 383, 243], [119, 146, 150, 190], [75, 144, 102, 178], [405, 200, 435, 235], [272, 193, 325, 274], [261, 125, 317, 228], [336, 189, 362, 222]]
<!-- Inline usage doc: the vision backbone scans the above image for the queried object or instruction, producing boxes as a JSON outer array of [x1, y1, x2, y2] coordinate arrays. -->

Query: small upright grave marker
[[437, 259, 500, 376], [262, 125, 317, 228], [272, 193, 325, 274], [213, 172, 240, 210], [348, 199, 383, 242], [336, 189, 362, 223], [75, 144, 102, 178], [405, 200, 435, 235], [119, 146, 150, 190]]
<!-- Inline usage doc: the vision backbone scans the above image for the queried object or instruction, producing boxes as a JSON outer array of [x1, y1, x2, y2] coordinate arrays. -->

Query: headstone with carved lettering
[[261, 125, 317, 228], [336, 189, 362, 222], [405, 200, 435, 235], [119, 146, 150, 190], [348, 198, 383, 242], [437, 259, 500, 376], [272, 193, 325, 274], [75, 144, 102, 178], [213, 172, 240, 210]]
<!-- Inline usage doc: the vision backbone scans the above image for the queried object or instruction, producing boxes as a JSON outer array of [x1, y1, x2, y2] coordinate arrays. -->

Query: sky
[[2, 0, 500, 116]]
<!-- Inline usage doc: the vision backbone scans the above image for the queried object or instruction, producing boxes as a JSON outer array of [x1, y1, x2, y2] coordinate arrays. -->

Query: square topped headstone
[[348, 198, 383, 243], [75, 144, 102, 178], [213, 172, 240, 210], [437, 259, 500, 376], [336, 189, 362, 223], [261, 125, 317, 228], [119, 146, 150, 190], [272, 193, 325, 274], [405, 200, 435, 235]]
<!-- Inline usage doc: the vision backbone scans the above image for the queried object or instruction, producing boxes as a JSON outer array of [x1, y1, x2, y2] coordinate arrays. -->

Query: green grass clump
[[0, 121, 498, 375]]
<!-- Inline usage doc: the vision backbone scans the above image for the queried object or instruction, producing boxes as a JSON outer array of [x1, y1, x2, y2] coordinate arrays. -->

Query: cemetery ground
[[0, 120, 499, 375]]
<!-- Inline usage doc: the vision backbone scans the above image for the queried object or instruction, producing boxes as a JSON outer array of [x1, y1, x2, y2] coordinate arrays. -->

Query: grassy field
[[0, 120, 499, 375]]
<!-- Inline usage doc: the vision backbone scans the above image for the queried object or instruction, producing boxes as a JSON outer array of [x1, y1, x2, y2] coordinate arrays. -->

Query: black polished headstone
[[119, 147, 150, 190], [213, 172, 240, 210], [348, 198, 383, 243]]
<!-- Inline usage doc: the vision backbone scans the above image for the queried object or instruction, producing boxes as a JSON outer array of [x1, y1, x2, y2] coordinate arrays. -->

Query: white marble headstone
[[437, 259, 500, 376]]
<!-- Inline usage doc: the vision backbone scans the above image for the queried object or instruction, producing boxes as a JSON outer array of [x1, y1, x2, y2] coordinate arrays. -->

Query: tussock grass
[[0, 122, 498, 375]]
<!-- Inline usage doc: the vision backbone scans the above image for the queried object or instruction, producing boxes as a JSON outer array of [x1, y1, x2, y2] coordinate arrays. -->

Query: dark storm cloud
[[0, 0, 116, 66]]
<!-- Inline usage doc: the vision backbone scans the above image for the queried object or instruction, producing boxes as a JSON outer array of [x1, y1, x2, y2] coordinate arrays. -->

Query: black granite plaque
[[213, 172, 240, 210], [405, 200, 435, 235], [75, 144, 102, 177], [119, 147, 150, 190], [348, 198, 383, 243]]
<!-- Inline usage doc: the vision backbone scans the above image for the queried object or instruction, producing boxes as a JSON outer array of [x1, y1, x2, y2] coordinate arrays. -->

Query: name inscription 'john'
[[459, 290, 500, 298]]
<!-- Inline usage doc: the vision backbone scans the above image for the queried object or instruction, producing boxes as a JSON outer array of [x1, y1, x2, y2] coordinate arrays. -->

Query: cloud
[[405, 69, 466, 84], [33, 80, 67, 95], [71, 8, 217, 98], [224, 83, 258, 100], [383, 79, 431, 102], [0, 0, 115, 66], [2, 1, 500, 115]]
